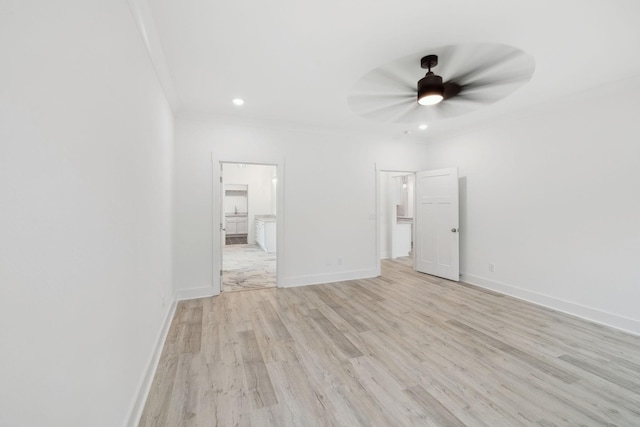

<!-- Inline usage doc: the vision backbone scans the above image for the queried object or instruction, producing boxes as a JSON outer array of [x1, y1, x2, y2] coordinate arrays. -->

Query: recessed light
[[404, 130, 412, 134], [232, 98, 245, 106], [419, 124, 428, 130]]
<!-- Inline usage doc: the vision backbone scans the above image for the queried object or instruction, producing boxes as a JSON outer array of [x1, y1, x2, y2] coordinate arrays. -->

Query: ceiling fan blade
[[452, 92, 500, 105], [429, 44, 471, 80], [434, 98, 479, 117], [461, 69, 533, 91], [394, 102, 437, 123], [349, 93, 414, 104], [443, 82, 461, 100], [348, 93, 414, 122], [447, 47, 522, 84], [357, 97, 415, 122], [431, 44, 458, 63], [357, 63, 415, 93]]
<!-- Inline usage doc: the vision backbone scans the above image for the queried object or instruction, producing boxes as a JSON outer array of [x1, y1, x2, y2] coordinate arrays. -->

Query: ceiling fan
[[347, 43, 535, 124]]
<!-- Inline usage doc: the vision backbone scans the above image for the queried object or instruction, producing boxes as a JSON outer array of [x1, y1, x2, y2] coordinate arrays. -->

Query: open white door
[[415, 168, 459, 281]]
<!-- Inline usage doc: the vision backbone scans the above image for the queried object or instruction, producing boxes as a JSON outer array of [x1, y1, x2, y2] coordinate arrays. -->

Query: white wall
[[223, 163, 275, 244], [0, 1, 174, 426], [173, 118, 432, 295], [424, 75, 640, 334]]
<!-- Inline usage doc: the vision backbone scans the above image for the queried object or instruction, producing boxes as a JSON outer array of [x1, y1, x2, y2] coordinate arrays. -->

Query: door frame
[[375, 167, 417, 276], [213, 158, 284, 295]]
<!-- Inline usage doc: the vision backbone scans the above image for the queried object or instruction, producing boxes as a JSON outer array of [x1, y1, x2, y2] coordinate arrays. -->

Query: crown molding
[[127, 0, 179, 111]]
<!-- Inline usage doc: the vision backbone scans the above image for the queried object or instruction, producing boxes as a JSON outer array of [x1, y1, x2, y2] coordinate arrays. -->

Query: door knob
[[451, 228, 458, 233]]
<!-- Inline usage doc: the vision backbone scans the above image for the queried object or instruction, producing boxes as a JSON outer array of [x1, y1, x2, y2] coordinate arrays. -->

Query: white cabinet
[[236, 217, 248, 234], [393, 223, 412, 258], [226, 217, 237, 234], [255, 218, 276, 252], [225, 215, 247, 235]]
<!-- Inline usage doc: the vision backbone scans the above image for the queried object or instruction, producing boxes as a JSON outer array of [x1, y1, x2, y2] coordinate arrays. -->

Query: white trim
[[374, 164, 381, 276], [126, 299, 177, 427], [461, 273, 640, 336], [277, 159, 285, 289], [279, 268, 378, 288], [176, 286, 216, 301], [127, 0, 179, 110]]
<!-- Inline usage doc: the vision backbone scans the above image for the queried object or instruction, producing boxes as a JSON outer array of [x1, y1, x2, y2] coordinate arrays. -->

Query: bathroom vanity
[[255, 215, 276, 252]]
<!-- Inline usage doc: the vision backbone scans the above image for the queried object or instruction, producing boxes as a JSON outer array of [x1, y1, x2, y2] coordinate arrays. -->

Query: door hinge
[[220, 176, 223, 183], [220, 270, 223, 277]]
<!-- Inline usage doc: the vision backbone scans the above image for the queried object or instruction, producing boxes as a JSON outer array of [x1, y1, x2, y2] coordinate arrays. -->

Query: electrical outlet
[[489, 263, 495, 272]]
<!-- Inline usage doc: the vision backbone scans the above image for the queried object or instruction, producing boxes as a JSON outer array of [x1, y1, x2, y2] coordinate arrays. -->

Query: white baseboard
[[461, 273, 640, 336], [126, 299, 177, 427], [176, 286, 217, 301], [279, 268, 379, 288]]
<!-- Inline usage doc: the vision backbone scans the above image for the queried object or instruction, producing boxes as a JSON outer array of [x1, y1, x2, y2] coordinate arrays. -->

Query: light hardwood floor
[[140, 260, 640, 426]]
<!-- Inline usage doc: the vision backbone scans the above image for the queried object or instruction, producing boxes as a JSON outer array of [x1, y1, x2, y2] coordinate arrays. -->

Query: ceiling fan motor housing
[[417, 72, 444, 104]]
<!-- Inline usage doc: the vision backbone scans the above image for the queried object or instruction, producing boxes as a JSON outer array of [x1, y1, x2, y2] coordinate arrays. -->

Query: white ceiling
[[145, 0, 640, 139]]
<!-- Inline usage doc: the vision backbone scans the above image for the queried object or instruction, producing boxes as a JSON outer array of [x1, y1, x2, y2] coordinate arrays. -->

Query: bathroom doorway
[[220, 162, 278, 292], [379, 171, 415, 269]]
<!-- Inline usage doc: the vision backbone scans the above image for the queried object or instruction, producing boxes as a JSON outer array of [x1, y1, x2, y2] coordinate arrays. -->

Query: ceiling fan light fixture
[[417, 72, 444, 106], [419, 94, 443, 106]]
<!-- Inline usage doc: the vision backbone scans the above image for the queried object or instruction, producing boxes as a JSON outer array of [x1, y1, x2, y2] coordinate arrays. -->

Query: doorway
[[220, 162, 278, 292], [379, 171, 415, 268], [377, 167, 460, 281]]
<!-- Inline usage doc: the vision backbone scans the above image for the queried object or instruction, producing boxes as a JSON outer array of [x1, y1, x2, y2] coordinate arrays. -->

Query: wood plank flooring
[[139, 260, 640, 426]]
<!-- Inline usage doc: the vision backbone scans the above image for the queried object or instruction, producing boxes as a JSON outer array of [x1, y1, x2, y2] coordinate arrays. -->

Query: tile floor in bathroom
[[222, 244, 276, 292]]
